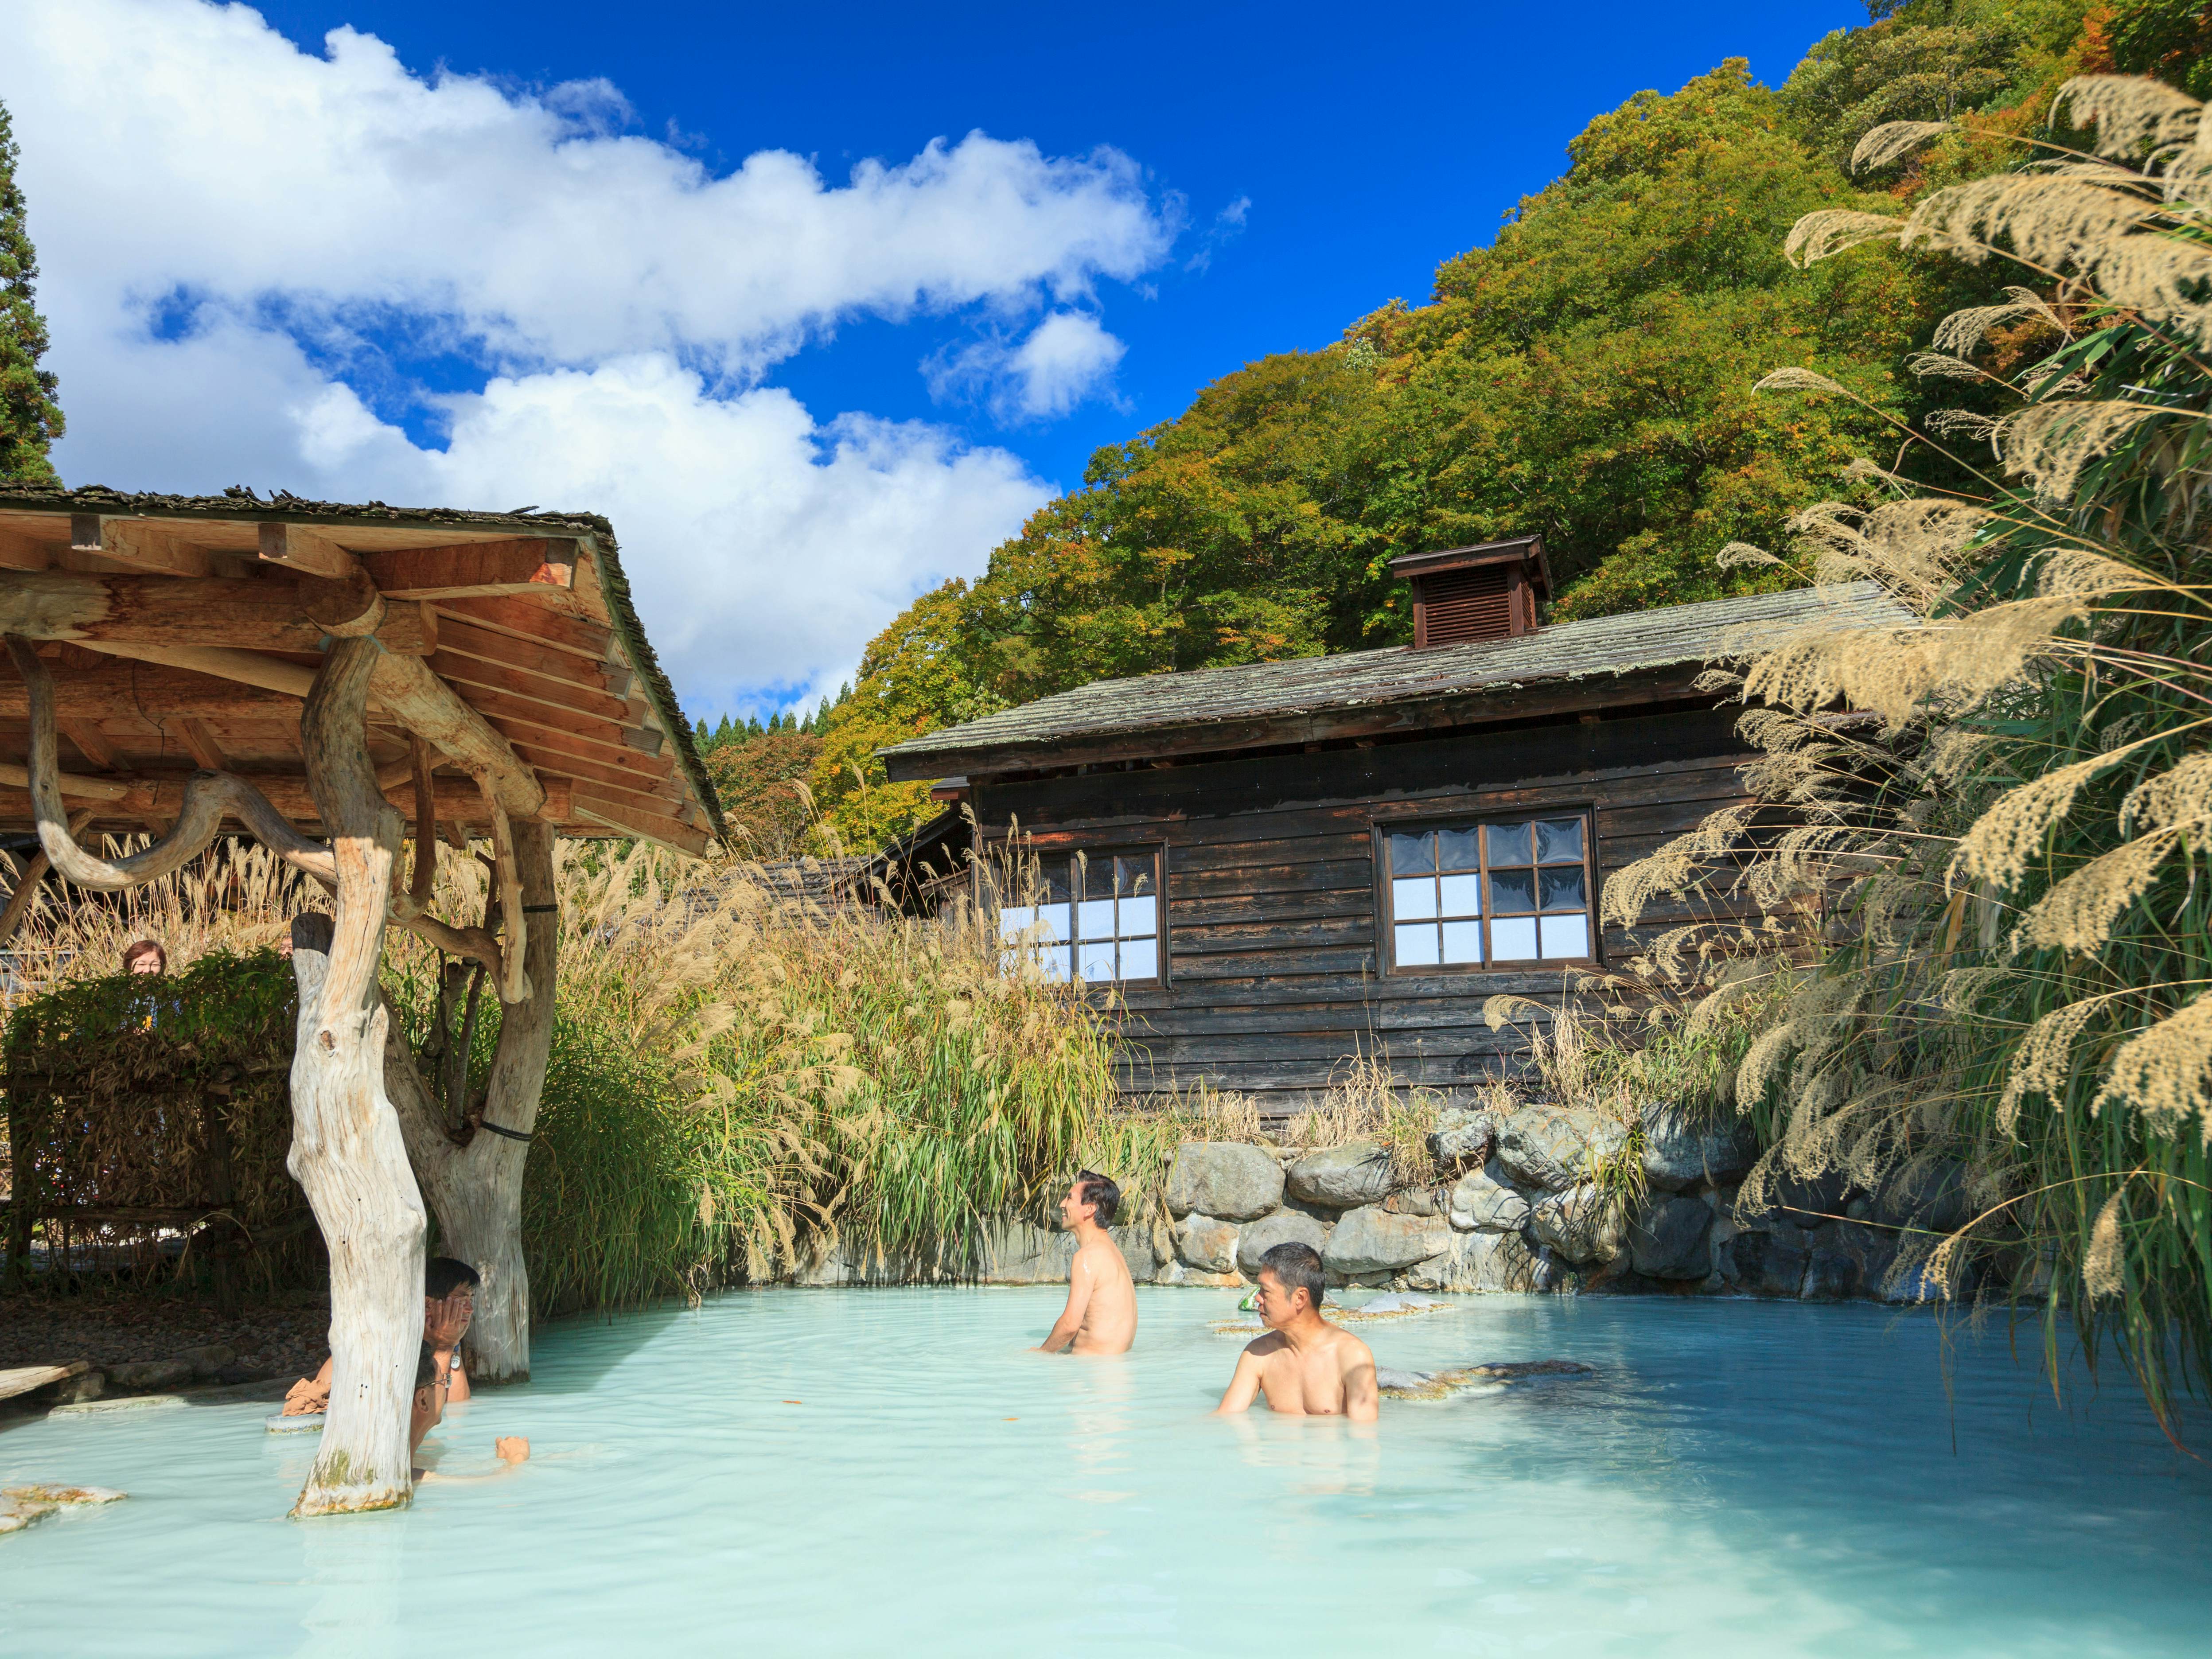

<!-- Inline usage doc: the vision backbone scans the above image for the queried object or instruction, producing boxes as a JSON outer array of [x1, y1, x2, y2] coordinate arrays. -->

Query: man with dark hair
[[1214, 1242, 1378, 1421], [284, 1255, 483, 1414], [1036, 1170, 1137, 1355]]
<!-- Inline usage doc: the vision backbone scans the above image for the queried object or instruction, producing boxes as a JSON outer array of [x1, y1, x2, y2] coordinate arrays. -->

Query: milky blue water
[[4, 1286, 2210, 1656]]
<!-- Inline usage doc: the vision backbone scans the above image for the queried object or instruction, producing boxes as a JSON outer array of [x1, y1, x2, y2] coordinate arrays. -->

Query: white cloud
[[0, 0, 1184, 713], [925, 310, 1127, 423]]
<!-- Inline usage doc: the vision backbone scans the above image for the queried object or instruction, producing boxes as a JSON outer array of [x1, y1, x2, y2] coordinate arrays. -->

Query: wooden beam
[[70, 514, 214, 578], [0, 571, 432, 654], [176, 717, 229, 772], [0, 526, 54, 572], [465, 683, 663, 757], [257, 522, 354, 580], [427, 649, 632, 724], [434, 614, 626, 696], [366, 652, 545, 822], [0, 662, 302, 720], [0, 760, 140, 803], [58, 718, 124, 774], [78, 640, 318, 700], [571, 791, 710, 856], [436, 596, 611, 661], [0, 773, 560, 827], [361, 538, 578, 600]]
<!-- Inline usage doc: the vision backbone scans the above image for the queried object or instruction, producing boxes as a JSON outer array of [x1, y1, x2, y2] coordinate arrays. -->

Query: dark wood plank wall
[[973, 706, 1754, 1117]]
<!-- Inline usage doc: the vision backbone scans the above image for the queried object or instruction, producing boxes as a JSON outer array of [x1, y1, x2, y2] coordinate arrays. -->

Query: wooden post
[[285, 637, 425, 1518], [386, 817, 558, 1382]]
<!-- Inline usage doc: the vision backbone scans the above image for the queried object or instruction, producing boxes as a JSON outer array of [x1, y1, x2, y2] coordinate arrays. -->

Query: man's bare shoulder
[[1081, 1236, 1132, 1272], [1240, 1331, 1290, 1359], [1331, 1328, 1376, 1368]]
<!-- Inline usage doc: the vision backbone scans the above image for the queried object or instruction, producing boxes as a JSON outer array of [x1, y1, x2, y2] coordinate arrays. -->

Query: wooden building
[[880, 540, 1904, 1118]]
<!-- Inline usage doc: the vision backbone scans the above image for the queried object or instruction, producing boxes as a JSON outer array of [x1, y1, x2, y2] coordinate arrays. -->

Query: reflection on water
[[2, 1287, 2209, 1658]]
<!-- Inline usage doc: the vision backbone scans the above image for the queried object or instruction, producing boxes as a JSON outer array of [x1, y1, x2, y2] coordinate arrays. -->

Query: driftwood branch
[[0, 807, 94, 946], [4, 636, 336, 890], [408, 733, 436, 911], [479, 777, 530, 1004]]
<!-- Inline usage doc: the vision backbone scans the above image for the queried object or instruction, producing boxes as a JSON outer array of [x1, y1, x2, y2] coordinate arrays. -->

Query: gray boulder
[[1427, 1106, 1497, 1167], [105, 1360, 194, 1392], [1236, 1209, 1330, 1274], [174, 1343, 237, 1380], [1110, 1224, 1161, 1282], [1495, 1105, 1629, 1192], [1176, 1212, 1240, 1274], [1803, 1223, 1897, 1301], [1168, 1142, 1285, 1221], [1877, 1158, 1971, 1235], [1286, 1141, 1396, 1209], [1324, 1205, 1453, 1276], [968, 1219, 1073, 1284], [1627, 1194, 1715, 1279], [1384, 1185, 1441, 1217], [1527, 1184, 1624, 1265], [1404, 1228, 1546, 1293], [1732, 1226, 1811, 1296], [1639, 1103, 1755, 1192], [1447, 1163, 1531, 1233]]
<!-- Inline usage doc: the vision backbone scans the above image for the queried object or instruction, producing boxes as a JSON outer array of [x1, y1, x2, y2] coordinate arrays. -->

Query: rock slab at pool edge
[[1236, 1209, 1330, 1274], [1168, 1143, 1285, 1222], [1176, 1213, 1240, 1275], [1447, 1164, 1530, 1232], [1638, 1104, 1755, 1193], [1325, 1206, 1452, 1275], [1495, 1106, 1628, 1192], [1527, 1184, 1624, 1265], [1285, 1141, 1396, 1210]]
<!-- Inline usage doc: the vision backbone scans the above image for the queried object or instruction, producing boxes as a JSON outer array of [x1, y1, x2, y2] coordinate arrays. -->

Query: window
[[1382, 815, 1593, 971], [997, 850, 1161, 984]]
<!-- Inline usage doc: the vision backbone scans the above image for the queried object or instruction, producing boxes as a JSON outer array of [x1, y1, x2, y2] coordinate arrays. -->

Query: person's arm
[[1214, 1346, 1265, 1416], [1342, 1344, 1379, 1425], [1037, 1253, 1094, 1352]]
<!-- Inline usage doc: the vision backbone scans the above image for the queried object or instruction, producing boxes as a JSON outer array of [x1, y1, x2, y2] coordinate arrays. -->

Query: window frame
[[993, 840, 1169, 989], [1370, 809, 1600, 977]]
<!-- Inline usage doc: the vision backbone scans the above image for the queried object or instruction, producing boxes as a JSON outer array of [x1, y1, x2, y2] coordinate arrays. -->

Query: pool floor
[[4, 1286, 2209, 1656]]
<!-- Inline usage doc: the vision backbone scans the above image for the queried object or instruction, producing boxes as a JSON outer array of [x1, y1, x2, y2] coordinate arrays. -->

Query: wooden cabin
[[879, 539, 1904, 1117], [0, 486, 721, 857]]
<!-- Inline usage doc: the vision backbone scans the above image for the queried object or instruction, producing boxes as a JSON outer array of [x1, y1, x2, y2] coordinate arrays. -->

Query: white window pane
[[1392, 876, 1437, 921], [998, 904, 1036, 945], [1118, 893, 1157, 939], [1438, 872, 1482, 918], [1042, 945, 1072, 982], [1078, 941, 1117, 983], [1540, 913, 1590, 960], [1436, 827, 1482, 873], [1441, 919, 1484, 964], [1491, 915, 1539, 962], [1486, 822, 1532, 865], [1395, 923, 1441, 967], [1118, 935, 1159, 981], [1077, 897, 1116, 941]]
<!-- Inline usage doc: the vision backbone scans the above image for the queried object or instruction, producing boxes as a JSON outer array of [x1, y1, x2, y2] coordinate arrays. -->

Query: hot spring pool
[[4, 1286, 2210, 1656]]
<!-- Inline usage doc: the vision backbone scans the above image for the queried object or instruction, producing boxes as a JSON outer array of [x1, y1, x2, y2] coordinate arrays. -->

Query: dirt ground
[[0, 1294, 331, 1385]]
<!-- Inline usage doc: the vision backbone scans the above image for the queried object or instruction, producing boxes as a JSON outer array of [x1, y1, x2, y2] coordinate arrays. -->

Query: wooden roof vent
[[1390, 536, 1552, 648]]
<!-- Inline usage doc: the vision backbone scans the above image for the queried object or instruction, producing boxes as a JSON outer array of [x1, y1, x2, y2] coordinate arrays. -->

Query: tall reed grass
[[1604, 75, 2212, 1430]]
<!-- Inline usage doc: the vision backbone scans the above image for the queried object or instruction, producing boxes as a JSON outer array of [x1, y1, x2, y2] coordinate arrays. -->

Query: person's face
[[128, 953, 162, 975], [1253, 1269, 1308, 1331], [409, 1384, 441, 1453], [1059, 1180, 1095, 1229]]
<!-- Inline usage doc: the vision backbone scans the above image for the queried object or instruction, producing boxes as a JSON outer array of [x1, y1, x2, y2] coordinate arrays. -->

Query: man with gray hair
[[1213, 1242, 1378, 1421]]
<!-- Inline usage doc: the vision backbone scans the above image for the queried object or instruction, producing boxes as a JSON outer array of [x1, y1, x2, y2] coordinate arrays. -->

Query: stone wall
[[783, 1102, 1952, 1303]]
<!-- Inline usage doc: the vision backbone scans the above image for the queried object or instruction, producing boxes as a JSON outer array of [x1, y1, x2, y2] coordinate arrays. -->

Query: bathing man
[[1036, 1170, 1137, 1355], [1214, 1242, 1378, 1421], [284, 1256, 482, 1414]]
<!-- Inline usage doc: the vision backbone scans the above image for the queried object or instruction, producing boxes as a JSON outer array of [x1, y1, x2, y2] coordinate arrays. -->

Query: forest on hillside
[[756, 0, 2212, 853]]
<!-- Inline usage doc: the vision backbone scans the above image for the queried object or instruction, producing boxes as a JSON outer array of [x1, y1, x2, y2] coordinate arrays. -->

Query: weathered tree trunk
[[388, 817, 558, 1381], [285, 638, 424, 1517]]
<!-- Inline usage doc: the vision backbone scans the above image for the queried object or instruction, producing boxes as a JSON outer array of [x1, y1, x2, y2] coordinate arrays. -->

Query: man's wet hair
[[415, 1341, 441, 1392], [1075, 1170, 1121, 1227], [1259, 1242, 1326, 1314], [426, 1257, 481, 1298]]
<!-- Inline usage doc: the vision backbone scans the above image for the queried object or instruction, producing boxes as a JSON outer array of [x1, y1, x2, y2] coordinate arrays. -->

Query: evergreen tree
[[0, 98, 63, 486]]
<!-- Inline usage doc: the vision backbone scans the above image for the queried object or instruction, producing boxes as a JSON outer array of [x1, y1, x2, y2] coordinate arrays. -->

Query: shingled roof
[[0, 484, 724, 850], [880, 580, 1911, 780]]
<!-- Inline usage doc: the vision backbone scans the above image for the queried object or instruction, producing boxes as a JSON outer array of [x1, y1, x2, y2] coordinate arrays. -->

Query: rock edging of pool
[[787, 1114, 1957, 1308]]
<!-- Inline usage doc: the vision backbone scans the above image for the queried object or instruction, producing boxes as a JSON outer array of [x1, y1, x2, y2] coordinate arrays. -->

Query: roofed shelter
[[0, 485, 720, 1516], [880, 540, 1907, 1118]]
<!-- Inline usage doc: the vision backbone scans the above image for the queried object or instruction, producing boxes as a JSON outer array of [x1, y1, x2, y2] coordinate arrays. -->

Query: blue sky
[[4, 0, 1865, 721]]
